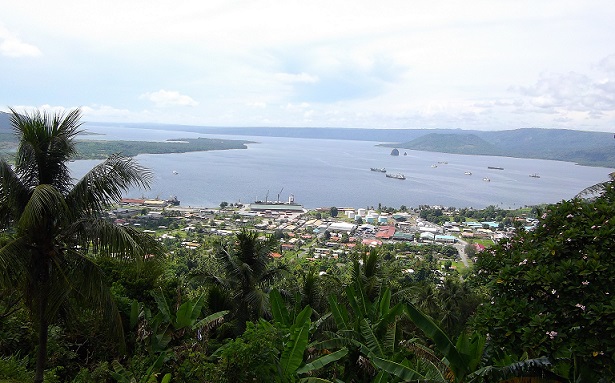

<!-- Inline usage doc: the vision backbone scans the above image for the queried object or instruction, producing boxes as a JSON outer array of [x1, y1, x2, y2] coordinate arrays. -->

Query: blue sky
[[1, 0, 614, 131]]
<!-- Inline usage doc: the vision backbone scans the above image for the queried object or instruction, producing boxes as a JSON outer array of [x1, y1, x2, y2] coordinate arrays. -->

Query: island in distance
[[122, 124, 613, 168], [0, 113, 613, 167]]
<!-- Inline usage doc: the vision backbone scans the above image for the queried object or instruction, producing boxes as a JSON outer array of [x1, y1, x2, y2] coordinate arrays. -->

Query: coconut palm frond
[[63, 249, 126, 349], [16, 184, 69, 234], [259, 264, 288, 285], [0, 235, 31, 288], [10, 107, 82, 192], [244, 289, 270, 318], [77, 219, 163, 260], [67, 154, 152, 215], [0, 159, 31, 225]]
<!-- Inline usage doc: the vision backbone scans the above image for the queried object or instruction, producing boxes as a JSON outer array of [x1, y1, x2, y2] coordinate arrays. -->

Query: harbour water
[[70, 125, 615, 209]]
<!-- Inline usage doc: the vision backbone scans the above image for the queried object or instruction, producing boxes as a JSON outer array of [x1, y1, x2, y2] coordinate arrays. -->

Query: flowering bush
[[472, 181, 615, 379]]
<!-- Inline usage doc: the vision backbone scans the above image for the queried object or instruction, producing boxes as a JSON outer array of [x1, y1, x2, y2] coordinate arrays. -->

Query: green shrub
[[0, 355, 33, 382], [472, 182, 615, 380]]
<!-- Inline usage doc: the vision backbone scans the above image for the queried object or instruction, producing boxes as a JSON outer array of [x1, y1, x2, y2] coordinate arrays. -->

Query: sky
[[1, 0, 614, 131]]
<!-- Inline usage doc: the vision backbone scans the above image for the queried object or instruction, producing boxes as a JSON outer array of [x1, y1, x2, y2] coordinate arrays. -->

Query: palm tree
[[207, 229, 285, 333], [0, 108, 161, 382]]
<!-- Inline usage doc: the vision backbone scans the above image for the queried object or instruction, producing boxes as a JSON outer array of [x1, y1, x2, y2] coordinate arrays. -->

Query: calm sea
[[70, 125, 615, 209]]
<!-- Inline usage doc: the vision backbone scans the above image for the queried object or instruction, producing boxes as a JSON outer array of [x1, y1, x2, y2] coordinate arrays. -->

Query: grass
[[470, 238, 495, 247], [451, 260, 467, 270]]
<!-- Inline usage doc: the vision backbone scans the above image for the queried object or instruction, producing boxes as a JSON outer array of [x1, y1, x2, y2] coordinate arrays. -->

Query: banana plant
[[110, 352, 171, 383], [318, 263, 428, 382], [404, 302, 565, 383], [270, 289, 348, 383], [133, 289, 228, 353]]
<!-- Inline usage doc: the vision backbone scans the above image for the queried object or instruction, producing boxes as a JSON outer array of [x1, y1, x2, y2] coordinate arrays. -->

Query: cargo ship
[[386, 173, 406, 180]]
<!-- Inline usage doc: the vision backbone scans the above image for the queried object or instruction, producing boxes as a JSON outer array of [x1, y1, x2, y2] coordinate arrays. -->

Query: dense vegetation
[[72, 138, 251, 159], [1, 109, 614, 382], [418, 205, 532, 226], [0, 136, 250, 161]]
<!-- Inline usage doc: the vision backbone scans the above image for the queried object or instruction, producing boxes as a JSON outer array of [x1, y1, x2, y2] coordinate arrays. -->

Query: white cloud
[[284, 102, 311, 111], [514, 70, 615, 117], [10, 104, 70, 115], [0, 26, 42, 58], [598, 53, 615, 73], [275, 72, 319, 83], [246, 102, 267, 108], [140, 90, 198, 107], [81, 105, 132, 119]]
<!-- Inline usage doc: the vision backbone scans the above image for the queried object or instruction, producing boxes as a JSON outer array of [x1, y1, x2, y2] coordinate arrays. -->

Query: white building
[[327, 222, 357, 232]]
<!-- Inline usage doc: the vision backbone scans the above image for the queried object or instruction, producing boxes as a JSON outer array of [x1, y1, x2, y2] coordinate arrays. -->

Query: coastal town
[[113, 195, 538, 272]]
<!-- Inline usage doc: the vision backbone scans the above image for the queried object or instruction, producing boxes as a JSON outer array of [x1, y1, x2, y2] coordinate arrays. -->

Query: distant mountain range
[[110, 123, 615, 167], [1, 112, 614, 167], [381, 129, 615, 168], [0, 112, 10, 131]]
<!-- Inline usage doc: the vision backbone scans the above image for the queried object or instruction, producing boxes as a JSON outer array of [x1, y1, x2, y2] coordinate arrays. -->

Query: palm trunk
[[34, 289, 49, 383], [34, 260, 50, 383]]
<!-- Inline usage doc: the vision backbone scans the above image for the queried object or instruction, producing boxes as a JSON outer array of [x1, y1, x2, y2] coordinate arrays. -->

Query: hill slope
[[0, 112, 11, 133], [383, 129, 615, 168], [396, 133, 501, 156]]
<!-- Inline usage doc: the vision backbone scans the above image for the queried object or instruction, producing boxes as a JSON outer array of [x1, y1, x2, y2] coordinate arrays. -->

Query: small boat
[[529, 173, 540, 178], [483, 177, 491, 182], [488, 166, 504, 170], [464, 171, 472, 175], [370, 167, 387, 173], [386, 173, 406, 180], [172, 170, 179, 175], [431, 164, 438, 168]]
